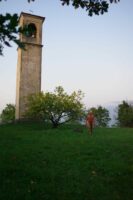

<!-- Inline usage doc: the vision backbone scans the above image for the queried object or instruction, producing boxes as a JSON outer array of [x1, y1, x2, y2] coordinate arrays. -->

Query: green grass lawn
[[0, 123, 133, 200]]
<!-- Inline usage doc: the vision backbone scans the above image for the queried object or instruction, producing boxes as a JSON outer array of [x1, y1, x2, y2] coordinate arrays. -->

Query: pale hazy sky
[[0, 0, 133, 111]]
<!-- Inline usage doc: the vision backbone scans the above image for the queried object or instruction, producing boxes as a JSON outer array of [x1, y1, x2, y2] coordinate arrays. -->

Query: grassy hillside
[[0, 123, 133, 200]]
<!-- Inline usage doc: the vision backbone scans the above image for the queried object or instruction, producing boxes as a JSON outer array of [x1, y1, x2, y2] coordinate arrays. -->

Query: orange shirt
[[86, 114, 94, 124]]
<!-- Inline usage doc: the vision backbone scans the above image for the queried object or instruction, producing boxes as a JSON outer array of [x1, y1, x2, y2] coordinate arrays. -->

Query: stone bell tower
[[15, 12, 45, 119]]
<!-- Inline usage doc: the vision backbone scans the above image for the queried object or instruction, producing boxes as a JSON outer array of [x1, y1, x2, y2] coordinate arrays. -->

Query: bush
[[0, 104, 15, 123]]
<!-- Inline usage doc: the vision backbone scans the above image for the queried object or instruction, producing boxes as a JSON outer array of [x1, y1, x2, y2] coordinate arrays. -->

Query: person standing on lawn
[[86, 111, 95, 135]]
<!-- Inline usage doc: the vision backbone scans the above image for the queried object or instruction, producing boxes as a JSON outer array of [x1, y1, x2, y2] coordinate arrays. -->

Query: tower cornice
[[20, 12, 45, 22]]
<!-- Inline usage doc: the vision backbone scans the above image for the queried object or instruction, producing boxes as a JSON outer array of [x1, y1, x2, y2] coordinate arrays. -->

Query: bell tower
[[15, 12, 45, 119]]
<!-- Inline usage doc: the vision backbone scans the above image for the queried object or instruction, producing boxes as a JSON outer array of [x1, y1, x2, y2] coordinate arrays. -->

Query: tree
[[0, 0, 120, 55], [90, 106, 111, 127], [25, 86, 85, 128], [0, 13, 25, 55], [0, 104, 15, 123], [29, 0, 120, 16], [117, 101, 133, 127]]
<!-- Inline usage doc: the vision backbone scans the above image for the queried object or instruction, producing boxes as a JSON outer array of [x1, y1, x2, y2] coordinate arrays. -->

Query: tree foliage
[[117, 101, 133, 127], [25, 86, 85, 128], [28, 0, 120, 16], [0, 13, 25, 55], [0, 0, 120, 55], [0, 104, 15, 123], [90, 106, 110, 127]]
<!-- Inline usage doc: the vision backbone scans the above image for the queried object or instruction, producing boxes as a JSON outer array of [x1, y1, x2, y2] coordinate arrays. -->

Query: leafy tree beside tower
[[25, 86, 85, 128]]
